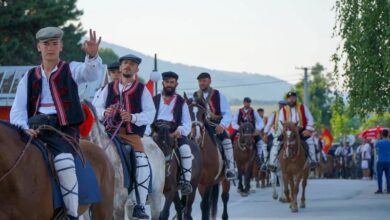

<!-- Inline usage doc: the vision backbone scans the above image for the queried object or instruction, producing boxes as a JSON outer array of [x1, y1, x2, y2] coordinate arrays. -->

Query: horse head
[[237, 122, 255, 150], [187, 99, 207, 145], [152, 120, 176, 157], [281, 121, 301, 159]]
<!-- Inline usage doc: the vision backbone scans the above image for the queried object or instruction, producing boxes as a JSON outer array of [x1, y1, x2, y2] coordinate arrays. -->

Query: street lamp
[[149, 53, 160, 95]]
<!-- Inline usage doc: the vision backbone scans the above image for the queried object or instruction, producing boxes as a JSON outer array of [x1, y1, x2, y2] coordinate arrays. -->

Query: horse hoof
[[290, 207, 298, 213], [300, 203, 306, 208], [272, 194, 278, 200], [250, 189, 256, 193], [241, 192, 249, 197], [279, 197, 289, 203], [256, 184, 260, 188]]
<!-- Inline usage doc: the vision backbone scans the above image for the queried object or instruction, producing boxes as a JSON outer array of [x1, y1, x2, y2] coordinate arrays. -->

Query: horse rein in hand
[[102, 103, 125, 151], [0, 125, 85, 183]]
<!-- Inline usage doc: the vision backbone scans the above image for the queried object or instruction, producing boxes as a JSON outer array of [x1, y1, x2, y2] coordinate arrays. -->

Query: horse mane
[[0, 120, 31, 144], [83, 99, 99, 122]]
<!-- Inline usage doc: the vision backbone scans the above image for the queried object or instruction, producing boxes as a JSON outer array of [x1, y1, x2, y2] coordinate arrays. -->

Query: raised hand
[[82, 29, 102, 58]]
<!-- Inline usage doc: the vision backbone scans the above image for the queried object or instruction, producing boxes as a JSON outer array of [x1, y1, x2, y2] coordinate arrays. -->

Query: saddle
[[32, 139, 101, 209]]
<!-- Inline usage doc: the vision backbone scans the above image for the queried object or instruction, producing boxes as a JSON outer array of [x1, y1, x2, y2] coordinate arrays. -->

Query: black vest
[[152, 94, 184, 132], [237, 107, 255, 127], [27, 61, 84, 126], [105, 80, 146, 136]]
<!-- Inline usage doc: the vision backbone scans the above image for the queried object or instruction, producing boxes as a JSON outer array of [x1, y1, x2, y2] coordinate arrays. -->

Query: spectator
[[375, 129, 390, 194], [361, 139, 372, 180]]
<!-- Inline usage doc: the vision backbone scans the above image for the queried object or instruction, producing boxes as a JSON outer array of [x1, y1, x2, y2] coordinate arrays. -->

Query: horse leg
[[271, 172, 278, 200], [160, 191, 175, 220], [210, 183, 220, 220], [173, 192, 183, 220], [289, 176, 298, 212], [149, 191, 163, 220], [183, 186, 197, 220], [199, 186, 212, 220], [237, 171, 243, 193], [221, 179, 230, 220], [300, 172, 308, 208], [244, 170, 251, 195], [282, 173, 290, 203]]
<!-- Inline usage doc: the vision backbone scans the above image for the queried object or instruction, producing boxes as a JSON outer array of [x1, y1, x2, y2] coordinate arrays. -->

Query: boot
[[178, 144, 193, 195], [222, 138, 237, 180], [134, 152, 150, 219], [268, 138, 281, 172], [54, 153, 78, 219]]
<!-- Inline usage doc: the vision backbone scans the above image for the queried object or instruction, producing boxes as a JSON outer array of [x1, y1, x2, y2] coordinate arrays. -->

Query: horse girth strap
[[0, 125, 85, 183]]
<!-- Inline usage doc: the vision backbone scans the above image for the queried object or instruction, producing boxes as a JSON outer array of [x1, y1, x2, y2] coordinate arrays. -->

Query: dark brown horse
[[278, 122, 310, 213], [152, 121, 202, 220], [187, 98, 230, 220], [0, 121, 114, 219], [233, 122, 255, 196]]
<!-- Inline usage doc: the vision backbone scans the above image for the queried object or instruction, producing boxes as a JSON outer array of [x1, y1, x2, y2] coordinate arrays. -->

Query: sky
[[77, 0, 339, 83]]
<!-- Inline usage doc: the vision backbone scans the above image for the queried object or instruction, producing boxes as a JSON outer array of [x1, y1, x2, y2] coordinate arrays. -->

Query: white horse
[[85, 102, 165, 220]]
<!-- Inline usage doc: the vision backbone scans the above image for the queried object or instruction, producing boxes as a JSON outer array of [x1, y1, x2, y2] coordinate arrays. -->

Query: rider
[[92, 61, 121, 104], [10, 27, 102, 220], [94, 54, 156, 219], [147, 71, 193, 195], [193, 72, 236, 180], [268, 91, 318, 171], [264, 100, 288, 167], [232, 97, 267, 169]]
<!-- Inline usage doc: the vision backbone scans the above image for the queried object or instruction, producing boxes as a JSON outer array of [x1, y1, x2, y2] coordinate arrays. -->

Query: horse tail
[[210, 183, 220, 219]]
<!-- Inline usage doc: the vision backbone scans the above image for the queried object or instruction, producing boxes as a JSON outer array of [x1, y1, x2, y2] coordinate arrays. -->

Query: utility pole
[[153, 53, 158, 95], [296, 67, 310, 106]]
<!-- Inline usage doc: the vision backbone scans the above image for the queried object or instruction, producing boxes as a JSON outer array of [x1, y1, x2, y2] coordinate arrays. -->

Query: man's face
[[258, 110, 264, 117], [287, 96, 297, 106], [37, 39, 63, 61], [198, 78, 211, 91], [109, 69, 121, 81], [243, 101, 250, 109], [120, 60, 139, 78], [162, 78, 178, 96]]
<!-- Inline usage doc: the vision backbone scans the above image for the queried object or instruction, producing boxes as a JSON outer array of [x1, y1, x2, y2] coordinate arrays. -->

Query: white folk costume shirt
[[264, 111, 276, 135], [94, 80, 155, 127], [202, 91, 232, 128], [10, 56, 103, 129], [232, 108, 263, 131], [362, 143, 372, 160], [145, 94, 192, 136], [277, 104, 314, 135]]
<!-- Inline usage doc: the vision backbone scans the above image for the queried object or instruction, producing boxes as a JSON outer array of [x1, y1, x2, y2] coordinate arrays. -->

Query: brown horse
[[252, 162, 270, 188], [152, 121, 202, 220], [187, 98, 230, 220], [233, 122, 255, 196], [278, 122, 310, 212], [0, 121, 114, 220]]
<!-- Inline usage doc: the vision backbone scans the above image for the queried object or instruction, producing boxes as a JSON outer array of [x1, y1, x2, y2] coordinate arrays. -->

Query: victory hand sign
[[82, 29, 102, 58]]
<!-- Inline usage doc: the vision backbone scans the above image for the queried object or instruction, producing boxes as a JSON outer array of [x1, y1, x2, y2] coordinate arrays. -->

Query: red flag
[[146, 80, 154, 96], [227, 123, 236, 136], [320, 128, 333, 154]]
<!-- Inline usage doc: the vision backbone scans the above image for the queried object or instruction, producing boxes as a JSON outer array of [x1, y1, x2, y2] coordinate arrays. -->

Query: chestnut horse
[[278, 122, 310, 212], [0, 121, 114, 220], [233, 122, 255, 197], [152, 121, 202, 220], [187, 98, 230, 220]]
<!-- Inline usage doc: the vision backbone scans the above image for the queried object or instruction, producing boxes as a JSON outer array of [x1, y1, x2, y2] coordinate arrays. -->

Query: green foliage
[[333, 0, 390, 116], [293, 63, 333, 130], [0, 0, 85, 65], [360, 112, 390, 129], [99, 48, 119, 65]]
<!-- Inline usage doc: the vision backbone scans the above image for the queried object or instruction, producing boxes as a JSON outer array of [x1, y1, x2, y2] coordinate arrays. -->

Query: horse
[[84, 101, 165, 220], [0, 121, 114, 220], [152, 121, 202, 220], [252, 160, 270, 189], [278, 122, 310, 212], [233, 122, 255, 196], [187, 97, 230, 220]]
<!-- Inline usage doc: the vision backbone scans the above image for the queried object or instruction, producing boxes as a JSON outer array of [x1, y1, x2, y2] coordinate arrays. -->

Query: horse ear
[[183, 92, 188, 102]]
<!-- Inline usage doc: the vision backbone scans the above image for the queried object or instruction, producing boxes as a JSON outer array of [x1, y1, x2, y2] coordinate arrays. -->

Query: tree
[[293, 63, 333, 130], [333, 0, 390, 116], [0, 0, 85, 65], [99, 48, 119, 65]]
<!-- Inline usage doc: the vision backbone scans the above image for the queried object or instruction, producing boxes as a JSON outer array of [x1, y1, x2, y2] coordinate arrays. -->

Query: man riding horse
[[193, 72, 236, 180], [232, 97, 267, 170], [146, 71, 194, 195], [268, 91, 318, 171], [10, 27, 102, 220], [94, 54, 156, 219]]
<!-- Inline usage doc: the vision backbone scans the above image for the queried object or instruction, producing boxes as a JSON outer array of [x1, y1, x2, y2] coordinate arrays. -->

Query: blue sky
[[77, 0, 338, 83]]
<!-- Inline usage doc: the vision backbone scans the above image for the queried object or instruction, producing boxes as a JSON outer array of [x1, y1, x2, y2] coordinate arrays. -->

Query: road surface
[[164, 179, 390, 220]]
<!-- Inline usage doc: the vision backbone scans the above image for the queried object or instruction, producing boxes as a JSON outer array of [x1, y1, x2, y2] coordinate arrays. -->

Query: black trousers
[[28, 114, 80, 156], [177, 136, 190, 146], [205, 122, 229, 141]]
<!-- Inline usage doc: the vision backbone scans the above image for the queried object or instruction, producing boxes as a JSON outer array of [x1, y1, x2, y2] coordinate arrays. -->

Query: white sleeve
[[131, 88, 156, 126], [277, 108, 284, 135], [69, 55, 103, 84], [93, 85, 108, 121], [144, 125, 152, 136], [10, 72, 29, 129], [219, 92, 232, 128], [264, 112, 275, 134], [304, 104, 315, 131], [177, 102, 192, 136], [254, 110, 264, 131], [231, 111, 240, 130]]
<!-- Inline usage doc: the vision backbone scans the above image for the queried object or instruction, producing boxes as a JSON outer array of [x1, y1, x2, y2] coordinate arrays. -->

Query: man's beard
[[163, 87, 176, 96], [288, 101, 297, 107], [122, 71, 134, 78]]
